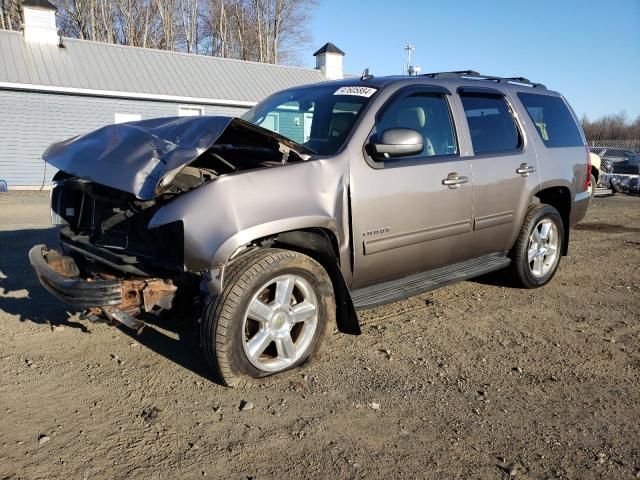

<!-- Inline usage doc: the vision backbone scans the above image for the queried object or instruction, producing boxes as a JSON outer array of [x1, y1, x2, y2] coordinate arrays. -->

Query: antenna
[[361, 68, 374, 80]]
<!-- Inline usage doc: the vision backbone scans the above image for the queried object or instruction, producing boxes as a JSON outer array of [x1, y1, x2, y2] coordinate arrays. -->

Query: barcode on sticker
[[333, 86, 377, 97]]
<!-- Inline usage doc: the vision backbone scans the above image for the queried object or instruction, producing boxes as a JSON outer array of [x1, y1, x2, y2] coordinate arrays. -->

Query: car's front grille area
[[52, 179, 184, 272], [95, 207, 130, 249]]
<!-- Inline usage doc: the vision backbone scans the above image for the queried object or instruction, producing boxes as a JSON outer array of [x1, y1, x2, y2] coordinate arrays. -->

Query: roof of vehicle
[[287, 70, 562, 97]]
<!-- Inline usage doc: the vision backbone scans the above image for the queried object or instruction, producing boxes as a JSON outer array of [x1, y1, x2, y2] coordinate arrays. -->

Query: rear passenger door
[[458, 89, 540, 255]]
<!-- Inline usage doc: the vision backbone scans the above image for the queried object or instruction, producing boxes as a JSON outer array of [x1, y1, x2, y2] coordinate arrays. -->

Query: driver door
[[350, 87, 474, 288]]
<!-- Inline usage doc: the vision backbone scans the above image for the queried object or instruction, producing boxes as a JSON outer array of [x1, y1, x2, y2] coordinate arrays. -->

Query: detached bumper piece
[[29, 245, 121, 308], [29, 245, 177, 333]]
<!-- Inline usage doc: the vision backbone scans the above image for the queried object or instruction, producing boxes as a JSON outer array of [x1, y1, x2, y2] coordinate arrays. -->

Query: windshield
[[242, 84, 376, 155]]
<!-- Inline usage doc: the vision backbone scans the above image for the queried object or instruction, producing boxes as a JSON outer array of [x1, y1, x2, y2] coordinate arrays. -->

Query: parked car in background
[[602, 154, 640, 194], [589, 151, 601, 193], [589, 146, 636, 163], [30, 71, 591, 387]]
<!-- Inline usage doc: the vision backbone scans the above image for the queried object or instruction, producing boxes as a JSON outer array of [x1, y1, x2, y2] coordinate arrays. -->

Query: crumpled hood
[[42, 116, 311, 200]]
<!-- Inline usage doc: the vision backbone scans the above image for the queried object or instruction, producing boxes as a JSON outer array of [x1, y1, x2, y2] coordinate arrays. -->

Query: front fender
[[149, 157, 350, 274]]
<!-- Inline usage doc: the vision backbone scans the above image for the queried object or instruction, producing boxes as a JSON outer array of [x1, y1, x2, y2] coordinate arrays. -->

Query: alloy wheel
[[527, 218, 559, 277], [241, 274, 319, 372]]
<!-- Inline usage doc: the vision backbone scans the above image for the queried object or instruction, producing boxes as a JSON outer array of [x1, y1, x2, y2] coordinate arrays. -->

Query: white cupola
[[313, 42, 345, 80], [21, 0, 59, 45]]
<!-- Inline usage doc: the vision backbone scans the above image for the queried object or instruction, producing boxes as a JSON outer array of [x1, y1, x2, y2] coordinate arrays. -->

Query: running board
[[351, 252, 511, 310]]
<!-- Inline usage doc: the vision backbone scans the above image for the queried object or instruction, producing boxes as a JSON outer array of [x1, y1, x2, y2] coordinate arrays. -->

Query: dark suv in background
[[31, 70, 591, 386]]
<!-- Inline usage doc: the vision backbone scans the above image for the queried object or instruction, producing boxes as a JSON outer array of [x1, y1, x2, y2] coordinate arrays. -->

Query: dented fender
[[148, 156, 352, 287]]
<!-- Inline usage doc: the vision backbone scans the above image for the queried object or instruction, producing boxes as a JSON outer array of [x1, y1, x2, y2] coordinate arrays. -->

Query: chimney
[[313, 42, 345, 80], [21, 0, 58, 45]]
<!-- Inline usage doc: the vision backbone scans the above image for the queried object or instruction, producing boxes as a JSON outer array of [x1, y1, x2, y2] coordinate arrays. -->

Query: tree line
[[0, 0, 316, 64], [581, 112, 640, 141]]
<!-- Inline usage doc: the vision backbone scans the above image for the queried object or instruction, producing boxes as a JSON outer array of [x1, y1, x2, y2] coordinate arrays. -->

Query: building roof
[[0, 30, 326, 106], [313, 42, 345, 57], [21, 0, 57, 10]]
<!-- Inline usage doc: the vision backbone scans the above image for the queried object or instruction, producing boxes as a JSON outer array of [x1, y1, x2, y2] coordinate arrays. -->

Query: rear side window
[[517, 93, 584, 148], [460, 93, 522, 154]]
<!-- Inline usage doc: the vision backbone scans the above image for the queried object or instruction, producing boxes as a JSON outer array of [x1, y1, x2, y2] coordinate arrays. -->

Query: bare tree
[[1, 0, 22, 30], [582, 111, 640, 141], [5, 0, 317, 66], [179, 0, 198, 52], [155, 0, 178, 49]]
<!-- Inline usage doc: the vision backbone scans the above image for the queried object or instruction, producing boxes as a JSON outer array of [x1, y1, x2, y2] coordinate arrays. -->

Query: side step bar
[[350, 252, 511, 310]]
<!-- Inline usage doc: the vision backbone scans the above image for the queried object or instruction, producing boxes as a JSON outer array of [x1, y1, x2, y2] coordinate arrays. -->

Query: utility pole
[[404, 44, 421, 76], [404, 44, 414, 75]]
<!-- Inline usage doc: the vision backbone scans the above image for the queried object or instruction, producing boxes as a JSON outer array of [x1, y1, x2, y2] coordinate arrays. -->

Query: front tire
[[511, 204, 564, 289], [201, 248, 334, 387]]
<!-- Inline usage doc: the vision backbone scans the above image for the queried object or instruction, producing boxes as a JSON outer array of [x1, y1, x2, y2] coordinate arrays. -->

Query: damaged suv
[[30, 71, 591, 387]]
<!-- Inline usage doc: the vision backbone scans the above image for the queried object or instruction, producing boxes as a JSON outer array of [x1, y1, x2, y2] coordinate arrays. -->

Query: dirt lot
[[1, 192, 639, 479]]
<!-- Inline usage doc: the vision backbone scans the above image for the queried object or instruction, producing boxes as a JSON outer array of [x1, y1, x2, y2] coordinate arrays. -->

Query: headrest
[[330, 112, 357, 137], [396, 106, 426, 131]]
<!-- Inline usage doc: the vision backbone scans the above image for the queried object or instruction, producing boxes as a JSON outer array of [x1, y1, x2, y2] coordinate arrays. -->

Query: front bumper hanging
[[29, 245, 177, 332]]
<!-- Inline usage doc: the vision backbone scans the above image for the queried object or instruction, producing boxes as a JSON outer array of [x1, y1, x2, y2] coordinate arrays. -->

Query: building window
[[179, 106, 204, 117], [114, 113, 141, 123], [256, 112, 280, 134]]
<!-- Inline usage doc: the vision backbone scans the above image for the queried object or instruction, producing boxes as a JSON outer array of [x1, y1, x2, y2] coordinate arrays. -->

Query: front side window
[[518, 93, 583, 148], [375, 92, 458, 158], [242, 84, 374, 155], [460, 93, 522, 154]]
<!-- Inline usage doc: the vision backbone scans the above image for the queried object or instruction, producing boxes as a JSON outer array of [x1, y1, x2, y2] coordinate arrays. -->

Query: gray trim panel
[[363, 220, 471, 255], [474, 211, 514, 230]]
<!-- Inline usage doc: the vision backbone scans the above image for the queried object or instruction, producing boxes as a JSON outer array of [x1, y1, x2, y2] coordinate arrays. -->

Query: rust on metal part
[[119, 278, 177, 313], [42, 248, 80, 277]]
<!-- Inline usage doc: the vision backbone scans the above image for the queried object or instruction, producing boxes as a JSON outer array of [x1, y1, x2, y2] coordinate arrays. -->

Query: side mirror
[[370, 128, 424, 159]]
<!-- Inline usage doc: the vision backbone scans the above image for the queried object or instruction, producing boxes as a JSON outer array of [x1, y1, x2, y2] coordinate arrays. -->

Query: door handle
[[442, 173, 469, 189], [516, 163, 536, 176]]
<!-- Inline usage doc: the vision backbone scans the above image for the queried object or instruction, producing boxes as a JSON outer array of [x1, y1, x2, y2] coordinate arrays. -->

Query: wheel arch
[[212, 228, 360, 336], [532, 185, 571, 255], [262, 228, 360, 335]]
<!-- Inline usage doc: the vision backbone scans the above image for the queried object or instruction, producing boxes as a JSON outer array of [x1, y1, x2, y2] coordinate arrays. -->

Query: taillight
[[585, 146, 591, 190]]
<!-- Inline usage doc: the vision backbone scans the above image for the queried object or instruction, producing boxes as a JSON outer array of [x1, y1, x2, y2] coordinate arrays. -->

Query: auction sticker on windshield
[[333, 86, 377, 97]]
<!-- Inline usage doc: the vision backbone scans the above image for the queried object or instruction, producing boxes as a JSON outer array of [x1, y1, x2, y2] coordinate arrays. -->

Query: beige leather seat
[[395, 106, 435, 156]]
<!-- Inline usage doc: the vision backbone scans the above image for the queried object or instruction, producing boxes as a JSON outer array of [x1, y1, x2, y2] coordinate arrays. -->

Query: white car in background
[[589, 151, 601, 196]]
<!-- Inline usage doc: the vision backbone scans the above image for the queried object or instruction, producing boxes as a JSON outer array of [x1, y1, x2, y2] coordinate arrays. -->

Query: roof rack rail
[[422, 70, 546, 89]]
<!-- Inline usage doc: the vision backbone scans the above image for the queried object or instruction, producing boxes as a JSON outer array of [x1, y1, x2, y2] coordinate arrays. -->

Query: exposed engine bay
[[36, 116, 313, 332]]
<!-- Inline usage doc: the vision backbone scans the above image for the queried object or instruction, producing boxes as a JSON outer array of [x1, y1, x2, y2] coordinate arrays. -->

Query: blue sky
[[300, 0, 640, 120]]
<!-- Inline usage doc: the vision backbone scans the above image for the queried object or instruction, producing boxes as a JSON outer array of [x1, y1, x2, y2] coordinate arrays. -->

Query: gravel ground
[[1, 192, 639, 479]]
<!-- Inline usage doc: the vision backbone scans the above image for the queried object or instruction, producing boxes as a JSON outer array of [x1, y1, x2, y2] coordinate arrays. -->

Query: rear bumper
[[29, 245, 123, 309], [570, 190, 591, 227]]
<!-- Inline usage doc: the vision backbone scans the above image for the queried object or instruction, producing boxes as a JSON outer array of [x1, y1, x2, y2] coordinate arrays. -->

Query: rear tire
[[511, 204, 564, 289], [201, 248, 334, 387]]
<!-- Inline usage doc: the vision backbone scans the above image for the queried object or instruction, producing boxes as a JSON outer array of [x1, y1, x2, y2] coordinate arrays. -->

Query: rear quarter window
[[517, 93, 584, 148]]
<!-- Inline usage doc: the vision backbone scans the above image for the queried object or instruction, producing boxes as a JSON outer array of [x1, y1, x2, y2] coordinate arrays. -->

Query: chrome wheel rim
[[527, 218, 559, 278], [241, 274, 318, 372]]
